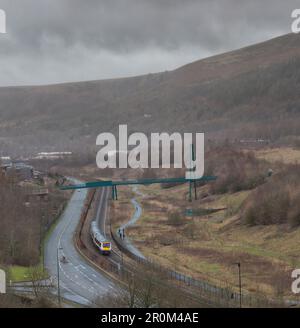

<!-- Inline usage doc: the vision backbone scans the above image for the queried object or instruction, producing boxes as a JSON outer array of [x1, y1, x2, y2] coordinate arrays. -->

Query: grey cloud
[[0, 0, 299, 85]]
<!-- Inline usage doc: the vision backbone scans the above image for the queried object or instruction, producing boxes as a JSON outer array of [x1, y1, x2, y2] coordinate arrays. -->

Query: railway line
[[89, 187, 217, 308], [42, 181, 291, 308], [56, 181, 248, 308], [93, 187, 124, 265], [44, 181, 117, 306]]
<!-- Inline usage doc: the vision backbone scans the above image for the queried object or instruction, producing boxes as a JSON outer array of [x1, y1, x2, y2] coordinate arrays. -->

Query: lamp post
[[41, 214, 45, 273], [234, 262, 242, 308], [56, 246, 63, 306]]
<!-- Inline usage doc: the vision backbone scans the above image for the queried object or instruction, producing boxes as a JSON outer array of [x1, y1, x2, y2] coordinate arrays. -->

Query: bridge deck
[[60, 176, 217, 190]]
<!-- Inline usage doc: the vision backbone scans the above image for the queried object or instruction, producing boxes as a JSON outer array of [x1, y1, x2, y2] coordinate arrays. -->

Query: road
[[44, 180, 116, 306], [117, 186, 146, 259]]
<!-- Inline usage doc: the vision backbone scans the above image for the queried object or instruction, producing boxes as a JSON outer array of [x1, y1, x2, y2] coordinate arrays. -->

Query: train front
[[100, 241, 111, 255]]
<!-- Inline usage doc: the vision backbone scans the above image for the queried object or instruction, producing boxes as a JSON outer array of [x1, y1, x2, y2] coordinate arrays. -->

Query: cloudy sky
[[0, 0, 299, 86]]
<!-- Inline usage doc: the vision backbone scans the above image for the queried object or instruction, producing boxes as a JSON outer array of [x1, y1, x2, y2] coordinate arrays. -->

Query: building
[[34, 152, 72, 160], [0, 156, 12, 167], [5, 162, 34, 180]]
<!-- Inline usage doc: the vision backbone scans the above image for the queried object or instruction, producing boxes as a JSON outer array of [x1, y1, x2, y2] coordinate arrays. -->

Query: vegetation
[[206, 147, 268, 194], [95, 265, 209, 308], [167, 211, 186, 226], [0, 293, 54, 308], [0, 173, 67, 267], [1, 34, 300, 157], [243, 165, 300, 227], [119, 148, 300, 299]]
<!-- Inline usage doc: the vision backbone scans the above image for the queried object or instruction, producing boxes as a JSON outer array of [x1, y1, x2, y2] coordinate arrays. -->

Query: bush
[[0, 174, 67, 266], [167, 211, 185, 226], [206, 148, 267, 194], [243, 165, 300, 227], [288, 190, 300, 227]]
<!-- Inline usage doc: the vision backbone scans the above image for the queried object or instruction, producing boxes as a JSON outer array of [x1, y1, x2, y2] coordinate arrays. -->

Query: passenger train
[[90, 221, 111, 255]]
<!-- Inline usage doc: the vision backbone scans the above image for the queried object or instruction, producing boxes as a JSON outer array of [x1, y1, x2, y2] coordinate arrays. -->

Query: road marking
[[64, 257, 109, 292], [55, 190, 111, 298]]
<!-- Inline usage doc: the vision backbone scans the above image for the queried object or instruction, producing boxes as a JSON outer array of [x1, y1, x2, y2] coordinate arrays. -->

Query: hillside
[[114, 147, 300, 299], [1, 33, 300, 156]]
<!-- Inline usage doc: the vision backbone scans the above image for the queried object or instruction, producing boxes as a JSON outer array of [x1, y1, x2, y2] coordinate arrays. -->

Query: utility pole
[[189, 144, 195, 202], [57, 247, 63, 307], [41, 214, 45, 273], [234, 262, 242, 308], [194, 181, 197, 200]]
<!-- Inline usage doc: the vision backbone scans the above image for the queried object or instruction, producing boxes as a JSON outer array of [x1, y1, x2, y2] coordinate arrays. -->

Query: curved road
[[117, 186, 146, 259], [45, 182, 116, 306]]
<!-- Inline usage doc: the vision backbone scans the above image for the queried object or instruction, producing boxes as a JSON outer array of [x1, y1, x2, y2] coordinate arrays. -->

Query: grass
[[254, 147, 300, 164], [9, 264, 45, 283], [119, 182, 299, 299]]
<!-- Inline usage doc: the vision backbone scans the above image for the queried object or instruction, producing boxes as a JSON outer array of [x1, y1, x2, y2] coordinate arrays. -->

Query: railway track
[[93, 188, 125, 267], [44, 180, 117, 307], [89, 187, 217, 307]]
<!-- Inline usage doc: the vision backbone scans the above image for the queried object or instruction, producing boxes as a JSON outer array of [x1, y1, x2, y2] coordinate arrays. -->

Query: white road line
[[55, 190, 109, 298]]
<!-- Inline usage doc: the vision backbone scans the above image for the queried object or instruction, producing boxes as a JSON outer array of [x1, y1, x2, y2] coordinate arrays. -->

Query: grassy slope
[[120, 148, 300, 298], [254, 147, 300, 165]]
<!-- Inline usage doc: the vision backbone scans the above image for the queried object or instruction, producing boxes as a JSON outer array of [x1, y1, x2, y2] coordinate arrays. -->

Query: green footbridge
[[60, 176, 217, 202]]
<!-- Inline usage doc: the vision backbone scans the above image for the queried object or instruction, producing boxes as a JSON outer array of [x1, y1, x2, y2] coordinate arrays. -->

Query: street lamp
[[41, 214, 45, 273], [233, 262, 242, 308], [56, 246, 63, 306]]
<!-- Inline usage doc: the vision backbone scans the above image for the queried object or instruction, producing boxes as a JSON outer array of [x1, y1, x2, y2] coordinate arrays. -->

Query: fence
[[77, 189, 280, 307], [110, 225, 282, 308], [75, 189, 136, 283]]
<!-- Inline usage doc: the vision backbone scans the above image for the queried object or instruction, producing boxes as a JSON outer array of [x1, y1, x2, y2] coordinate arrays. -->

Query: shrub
[[167, 211, 186, 226], [243, 165, 300, 227], [206, 148, 267, 194]]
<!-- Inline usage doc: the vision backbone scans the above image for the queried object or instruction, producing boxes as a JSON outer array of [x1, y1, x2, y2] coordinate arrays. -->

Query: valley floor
[[113, 147, 300, 300]]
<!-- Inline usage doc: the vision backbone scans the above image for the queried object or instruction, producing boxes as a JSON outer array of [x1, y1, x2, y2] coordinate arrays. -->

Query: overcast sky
[[0, 0, 298, 86]]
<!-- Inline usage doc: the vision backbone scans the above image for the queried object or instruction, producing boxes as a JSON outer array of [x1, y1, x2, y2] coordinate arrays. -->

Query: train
[[90, 221, 111, 255]]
